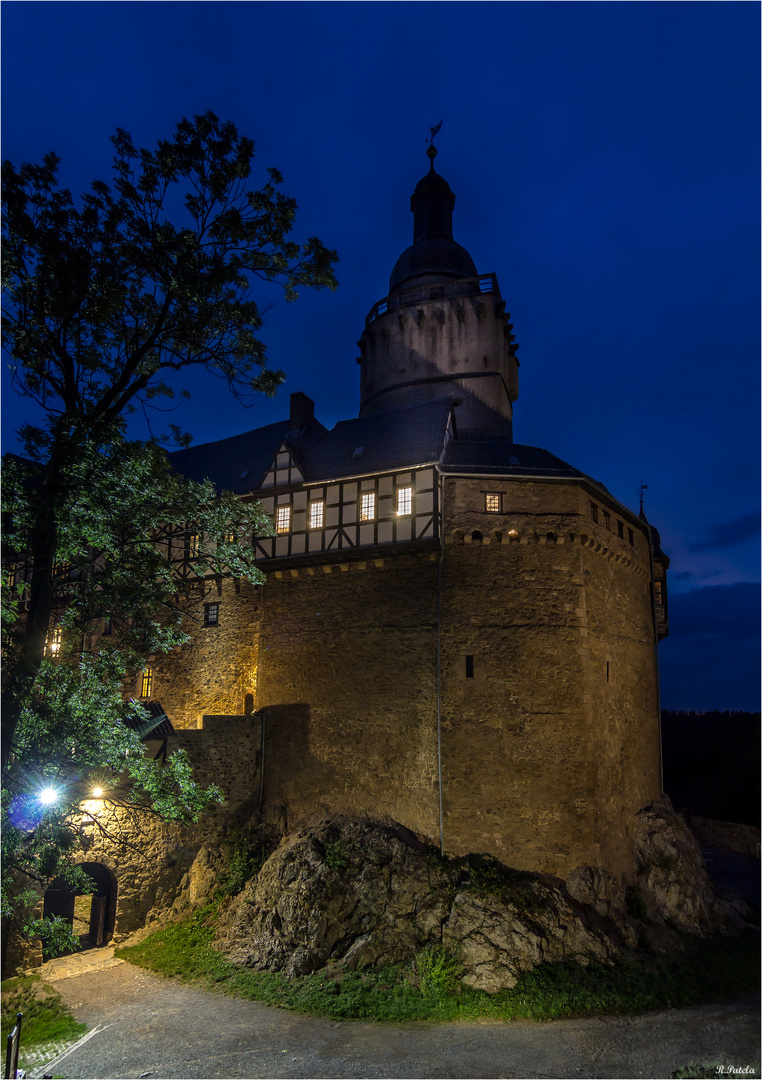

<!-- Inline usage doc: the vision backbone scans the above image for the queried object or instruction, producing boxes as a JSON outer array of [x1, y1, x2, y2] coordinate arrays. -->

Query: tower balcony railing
[[365, 273, 499, 327]]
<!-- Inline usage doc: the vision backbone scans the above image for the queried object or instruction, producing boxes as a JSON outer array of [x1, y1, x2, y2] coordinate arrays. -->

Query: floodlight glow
[[39, 787, 58, 805]]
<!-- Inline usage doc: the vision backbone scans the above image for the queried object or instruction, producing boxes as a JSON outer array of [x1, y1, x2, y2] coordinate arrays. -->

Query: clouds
[[659, 582, 760, 710], [687, 513, 760, 553]]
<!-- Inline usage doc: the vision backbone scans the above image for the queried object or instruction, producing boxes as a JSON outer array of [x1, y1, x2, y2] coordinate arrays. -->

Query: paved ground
[[36, 955, 759, 1080]]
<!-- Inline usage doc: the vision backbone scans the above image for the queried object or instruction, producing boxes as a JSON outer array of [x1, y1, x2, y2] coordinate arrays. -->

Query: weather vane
[[426, 121, 443, 161], [639, 482, 648, 514]]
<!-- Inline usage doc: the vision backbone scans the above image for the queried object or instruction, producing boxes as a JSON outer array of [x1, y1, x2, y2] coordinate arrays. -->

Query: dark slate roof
[[441, 440, 618, 501], [302, 398, 453, 481], [169, 415, 328, 494], [441, 441, 584, 478]]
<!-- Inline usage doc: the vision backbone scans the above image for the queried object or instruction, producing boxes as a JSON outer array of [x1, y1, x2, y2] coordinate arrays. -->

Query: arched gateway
[[42, 862, 116, 957]]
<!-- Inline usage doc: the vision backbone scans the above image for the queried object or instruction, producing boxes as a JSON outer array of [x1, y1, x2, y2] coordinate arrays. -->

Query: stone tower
[[358, 147, 519, 440]]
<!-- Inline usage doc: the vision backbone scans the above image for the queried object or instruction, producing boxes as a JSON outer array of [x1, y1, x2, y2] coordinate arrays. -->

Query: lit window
[[360, 492, 376, 521], [485, 493, 501, 513], [590, 502, 599, 524], [396, 487, 412, 516], [309, 501, 324, 529], [603, 510, 611, 530], [184, 532, 199, 559], [654, 582, 663, 605], [204, 602, 219, 626], [276, 506, 291, 534], [6, 566, 16, 588], [47, 626, 62, 655], [141, 668, 153, 698], [223, 531, 236, 544]]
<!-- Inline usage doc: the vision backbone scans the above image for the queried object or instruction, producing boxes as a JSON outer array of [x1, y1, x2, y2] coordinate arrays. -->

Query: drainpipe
[[258, 710, 266, 807], [436, 476, 445, 856], [644, 522, 664, 795]]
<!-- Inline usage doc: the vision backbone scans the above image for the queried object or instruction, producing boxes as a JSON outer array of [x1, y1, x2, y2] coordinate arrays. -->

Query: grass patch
[[1, 973, 87, 1050], [116, 905, 760, 1024]]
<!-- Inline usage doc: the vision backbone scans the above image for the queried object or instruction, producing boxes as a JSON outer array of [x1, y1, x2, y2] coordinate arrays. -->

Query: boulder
[[217, 817, 625, 992], [632, 796, 742, 935]]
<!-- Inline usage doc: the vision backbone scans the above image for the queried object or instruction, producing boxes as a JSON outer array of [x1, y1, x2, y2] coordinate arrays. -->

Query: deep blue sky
[[2, 1, 759, 709]]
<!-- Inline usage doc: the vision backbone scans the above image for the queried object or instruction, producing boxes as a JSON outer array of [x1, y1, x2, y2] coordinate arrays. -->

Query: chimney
[[289, 391, 314, 433]]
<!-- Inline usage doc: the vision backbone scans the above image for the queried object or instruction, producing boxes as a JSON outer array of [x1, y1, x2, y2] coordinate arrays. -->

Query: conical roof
[[389, 153, 477, 292]]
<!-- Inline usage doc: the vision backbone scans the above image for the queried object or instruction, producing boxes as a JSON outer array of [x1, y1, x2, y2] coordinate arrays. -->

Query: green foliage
[[323, 838, 348, 873], [1, 119, 337, 951], [414, 946, 463, 998], [1, 974, 87, 1051], [117, 905, 760, 1025], [23, 916, 82, 960], [2, 111, 337, 428], [626, 884, 648, 920], [218, 827, 276, 897]]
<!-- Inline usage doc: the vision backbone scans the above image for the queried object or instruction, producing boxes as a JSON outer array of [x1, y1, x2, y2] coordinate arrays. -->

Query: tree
[[1, 113, 338, 954]]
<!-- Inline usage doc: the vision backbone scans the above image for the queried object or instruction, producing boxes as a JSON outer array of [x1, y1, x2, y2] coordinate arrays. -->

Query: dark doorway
[[42, 862, 116, 957]]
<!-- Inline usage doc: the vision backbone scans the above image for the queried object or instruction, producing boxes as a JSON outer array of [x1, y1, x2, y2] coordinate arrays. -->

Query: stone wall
[[438, 476, 661, 880], [254, 551, 441, 841], [141, 577, 261, 729]]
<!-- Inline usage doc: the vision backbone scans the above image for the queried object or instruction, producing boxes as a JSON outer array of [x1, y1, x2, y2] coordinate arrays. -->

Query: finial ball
[[426, 145, 437, 161]]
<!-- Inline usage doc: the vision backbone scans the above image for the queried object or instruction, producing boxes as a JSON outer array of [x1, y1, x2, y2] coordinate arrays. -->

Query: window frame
[[140, 668, 153, 699], [204, 602, 220, 626], [484, 493, 502, 514], [360, 491, 376, 522], [396, 486, 413, 517], [308, 500, 325, 529], [275, 506, 292, 534]]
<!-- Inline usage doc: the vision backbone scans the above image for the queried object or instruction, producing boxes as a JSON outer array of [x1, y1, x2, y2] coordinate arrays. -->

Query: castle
[[135, 146, 669, 886]]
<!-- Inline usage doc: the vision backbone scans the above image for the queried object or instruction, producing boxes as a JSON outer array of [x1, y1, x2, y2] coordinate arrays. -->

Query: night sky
[[2, 2, 759, 710]]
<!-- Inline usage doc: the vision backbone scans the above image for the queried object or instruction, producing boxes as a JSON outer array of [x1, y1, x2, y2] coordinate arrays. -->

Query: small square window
[[141, 667, 153, 698], [396, 487, 412, 516], [276, 506, 291, 534], [360, 492, 376, 521], [223, 531, 236, 544], [204, 602, 219, 626], [485, 493, 502, 514], [309, 501, 324, 529]]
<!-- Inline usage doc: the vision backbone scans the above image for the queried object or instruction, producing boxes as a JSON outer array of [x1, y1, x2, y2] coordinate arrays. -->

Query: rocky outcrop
[[216, 818, 626, 992], [214, 804, 751, 993], [632, 796, 750, 935]]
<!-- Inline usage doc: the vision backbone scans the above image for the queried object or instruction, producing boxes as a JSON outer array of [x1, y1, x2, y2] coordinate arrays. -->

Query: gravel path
[[39, 958, 759, 1080]]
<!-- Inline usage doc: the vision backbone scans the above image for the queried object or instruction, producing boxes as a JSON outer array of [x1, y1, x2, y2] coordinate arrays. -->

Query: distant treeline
[[661, 710, 760, 827]]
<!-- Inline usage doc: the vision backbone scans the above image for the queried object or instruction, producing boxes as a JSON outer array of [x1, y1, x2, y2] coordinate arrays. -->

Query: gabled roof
[[169, 415, 328, 494]]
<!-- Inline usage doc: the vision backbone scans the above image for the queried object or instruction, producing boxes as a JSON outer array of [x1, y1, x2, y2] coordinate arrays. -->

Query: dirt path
[[42, 958, 759, 1080]]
